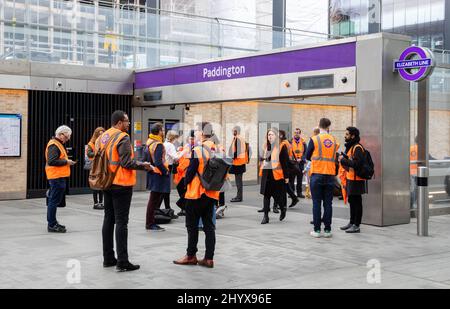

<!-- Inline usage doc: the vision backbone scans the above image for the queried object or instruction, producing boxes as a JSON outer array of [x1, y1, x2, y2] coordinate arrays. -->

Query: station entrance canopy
[[134, 33, 412, 226]]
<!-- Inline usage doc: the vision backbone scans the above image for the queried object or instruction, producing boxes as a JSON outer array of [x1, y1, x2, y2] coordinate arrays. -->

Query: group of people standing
[[44, 111, 367, 272]]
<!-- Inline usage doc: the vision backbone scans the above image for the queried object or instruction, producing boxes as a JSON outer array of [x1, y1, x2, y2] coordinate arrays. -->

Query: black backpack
[[354, 144, 375, 180], [154, 208, 174, 224], [197, 145, 232, 191]]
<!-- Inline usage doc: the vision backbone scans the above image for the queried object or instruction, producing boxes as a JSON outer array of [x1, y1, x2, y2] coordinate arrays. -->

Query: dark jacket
[[260, 144, 289, 195], [145, 142, 171, 193], [111, 135, 147, 189], [340, 140, 367, 196], [228, 136, 246, 175], [47, 137, 68, 167]]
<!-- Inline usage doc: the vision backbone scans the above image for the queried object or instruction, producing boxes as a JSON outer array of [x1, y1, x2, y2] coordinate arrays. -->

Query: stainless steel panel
[[0, 60, 30, 75], [87, 80, 133, 95], [65, 78, 88, 93], [356, 33, 411, 226], [0, 74, 30, 89], [30, 76, 54, 91]]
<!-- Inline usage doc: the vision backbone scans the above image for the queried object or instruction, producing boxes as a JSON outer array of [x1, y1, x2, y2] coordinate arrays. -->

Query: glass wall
[[410, 55, 450, 209], [0, 0, 336, 69]]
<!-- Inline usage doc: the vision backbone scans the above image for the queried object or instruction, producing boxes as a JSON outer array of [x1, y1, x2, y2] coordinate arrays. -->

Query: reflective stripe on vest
[[45, 139, 70, 180], [291, 138, 305, 159], [310, 134, 338, 175], [147, 139, 169, 175], [185, 140, 220, 201], [346, 144, 365, 181], [232, 136, 247, 166], [258, 144, 284, 181], [100, 128, 136, 186]]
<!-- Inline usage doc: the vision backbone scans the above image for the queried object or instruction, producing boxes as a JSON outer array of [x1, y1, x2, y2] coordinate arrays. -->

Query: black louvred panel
[[27, 91, 132, 198]]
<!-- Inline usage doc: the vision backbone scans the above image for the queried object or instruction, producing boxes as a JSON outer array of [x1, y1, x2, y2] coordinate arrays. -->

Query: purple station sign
[[394, 46, 435, 82], [135, 42, 356, 89]]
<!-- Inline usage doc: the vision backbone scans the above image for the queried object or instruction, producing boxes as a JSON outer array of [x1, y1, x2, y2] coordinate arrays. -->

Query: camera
[[341, 77, 348, 84], [56, 81, 63, 87]]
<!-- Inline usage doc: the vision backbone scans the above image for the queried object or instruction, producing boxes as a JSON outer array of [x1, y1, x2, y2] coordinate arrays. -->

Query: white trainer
[[310, 230, 322, 238]]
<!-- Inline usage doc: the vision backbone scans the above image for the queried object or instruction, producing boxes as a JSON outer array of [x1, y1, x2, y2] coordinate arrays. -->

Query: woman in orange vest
[[86, 126, 105, 210], [338, 127, 367, 234], [228, 126, 247, 203], [259, 127, 290, 224], [45, 125, 76, 233]]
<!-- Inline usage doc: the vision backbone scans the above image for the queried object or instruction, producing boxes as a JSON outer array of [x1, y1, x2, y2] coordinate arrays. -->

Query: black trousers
[[102, 187, 133, 264], [93, 190, 103, 204], [176, 179, 187, 210], [348, 195, 363, 226], [185, 194, 216, 260], [289, 170, 304, 196], [234, 173, 243, 199]]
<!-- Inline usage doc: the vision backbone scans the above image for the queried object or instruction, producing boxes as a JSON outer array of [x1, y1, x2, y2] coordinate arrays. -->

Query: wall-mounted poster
[[0, 114, 22, 157]]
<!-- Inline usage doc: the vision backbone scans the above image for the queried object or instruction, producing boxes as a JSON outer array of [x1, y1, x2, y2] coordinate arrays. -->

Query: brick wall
[[0, 89, 28, 200], [291, 104, 353, 152]]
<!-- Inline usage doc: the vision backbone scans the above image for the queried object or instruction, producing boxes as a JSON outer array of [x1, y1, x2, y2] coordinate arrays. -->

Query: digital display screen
[[144, 91, 162, 101], [298, 75, 334, 90]]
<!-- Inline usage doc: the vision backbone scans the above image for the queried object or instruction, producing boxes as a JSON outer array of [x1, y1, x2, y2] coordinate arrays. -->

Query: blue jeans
[[47, 178, 66, 228], [310, 174, 334, 232]]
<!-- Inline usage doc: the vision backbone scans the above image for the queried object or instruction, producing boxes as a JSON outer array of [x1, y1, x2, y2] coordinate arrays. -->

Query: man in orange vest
[[173, 122, 219, 268], [45, 125, 76, 233], [338, 127, 367, 233], [290, 128, 307, 200], [305, 118, 339, 238], [100, 110, 152, 272], [228, 126, 247, 203]]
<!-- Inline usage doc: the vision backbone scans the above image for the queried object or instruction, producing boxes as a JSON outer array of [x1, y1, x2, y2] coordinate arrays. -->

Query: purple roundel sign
[[394, 46, 434, 82]]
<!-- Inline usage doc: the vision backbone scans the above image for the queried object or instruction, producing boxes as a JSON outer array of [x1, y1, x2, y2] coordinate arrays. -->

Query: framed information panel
[[0, 114, 22, 157]]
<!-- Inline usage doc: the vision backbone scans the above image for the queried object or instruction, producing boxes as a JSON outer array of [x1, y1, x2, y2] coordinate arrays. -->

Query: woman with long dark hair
[[259, 128, 290, 224], [86, 126, 105, 209]]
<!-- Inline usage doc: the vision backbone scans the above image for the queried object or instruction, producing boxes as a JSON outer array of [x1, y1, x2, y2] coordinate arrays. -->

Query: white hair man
[[45, 125, 76, 233]]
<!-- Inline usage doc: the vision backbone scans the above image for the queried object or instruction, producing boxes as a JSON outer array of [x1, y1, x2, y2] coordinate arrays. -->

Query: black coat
[[340, 143, 367, 196], [260, 145, 289, 196]]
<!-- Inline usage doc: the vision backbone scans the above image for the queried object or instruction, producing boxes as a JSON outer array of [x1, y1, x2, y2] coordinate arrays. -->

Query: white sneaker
[[323, 230, 332, 238], [310, 230, 322, 238], [216, 205, 227, 217]]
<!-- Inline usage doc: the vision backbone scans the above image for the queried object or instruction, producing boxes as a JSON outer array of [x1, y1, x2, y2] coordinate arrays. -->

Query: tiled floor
[[1, 186, 449, 289]]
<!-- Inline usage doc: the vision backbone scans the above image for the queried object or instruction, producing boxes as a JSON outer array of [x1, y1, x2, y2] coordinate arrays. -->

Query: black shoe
[[93, 203, 104, 210], [171, 214, 179, 219], [273, 207, 279, 214], [289, 197, 299, 208], [257, 208, 266, 213], [279, 209, 286, 221], [146, 224, 165, 231], [116, 262, 140, 272], [103, 259, 117, 268], [261, 215, 269, 224], [310, 220, 314, 224], [340, 223, 353, 231], [230, 197, 242, 203], [48, 224, 66, 233], [56, 222, 65, 229], [345, 225, 361, 233], [298, 194, 305, 199]]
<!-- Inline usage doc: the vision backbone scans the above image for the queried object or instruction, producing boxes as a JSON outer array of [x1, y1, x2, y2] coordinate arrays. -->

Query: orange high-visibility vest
[[346, 144, 365, 181], [45, 139, 70, 180], [310, 133, 339, 176], [99, 127, 136, 187], [231, 135, 248, 166], [410, 144, 418, 176], [258, 143, 285, 181], [146, 138, 169, 175], [185, 140, 220, 201], [87, 141, 95, 161], [174, 144, 192, 185], [291, 138, 305, 160], [280, 140, 293, 159]]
